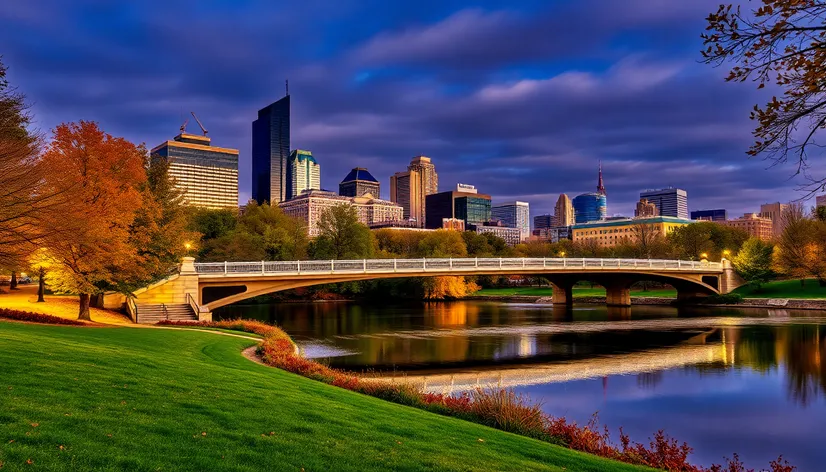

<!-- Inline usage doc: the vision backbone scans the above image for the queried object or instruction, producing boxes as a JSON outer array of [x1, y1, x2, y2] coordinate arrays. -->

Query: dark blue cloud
[[0, 0, 813, 218]]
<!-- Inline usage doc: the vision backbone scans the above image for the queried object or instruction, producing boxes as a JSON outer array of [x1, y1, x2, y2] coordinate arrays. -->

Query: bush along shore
[[157, 319, 795, 472]]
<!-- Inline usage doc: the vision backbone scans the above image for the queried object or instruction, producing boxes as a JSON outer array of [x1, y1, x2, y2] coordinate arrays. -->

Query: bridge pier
[[550, 282, 573, 305], [604, 282, 631, 307]]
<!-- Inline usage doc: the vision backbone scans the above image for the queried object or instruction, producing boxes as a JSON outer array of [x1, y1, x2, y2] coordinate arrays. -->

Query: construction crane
[[179, 117, 189, 133], [190, 111, 208, 136]]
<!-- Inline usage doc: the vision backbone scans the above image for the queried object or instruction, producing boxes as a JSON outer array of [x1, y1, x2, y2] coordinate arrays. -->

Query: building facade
[[554, 194, 574, 227], [534, 214, 553, 233], [279, 190, 402, 237], [491, 201, 530, 241], [571, 216, 691, 248], [425, 185, 491, 230], [287, 150, 320, 199], [339, 167, 380, 197], [442, 218, 466, 231], [691, 209, 727, 222], [759, 202, 788, 238], [573, 193, 607, 224], [817, 195, 826, 208], [390, 156, 438, 228], [151, 133, 239, 209], [640, 188, 688, 220], [475, 224, 522, 247], [722, 213, 774, 241], [532, 226, 571, 243], [252, 95, 290, 205], [634, 198, 658, 218]]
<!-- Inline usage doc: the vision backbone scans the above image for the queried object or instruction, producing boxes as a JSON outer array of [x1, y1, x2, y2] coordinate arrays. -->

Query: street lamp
[[722, 249, 731, 259], [184, 242, 192, 255], [559, 251, 566, 258], [700, 253, 708, 259]]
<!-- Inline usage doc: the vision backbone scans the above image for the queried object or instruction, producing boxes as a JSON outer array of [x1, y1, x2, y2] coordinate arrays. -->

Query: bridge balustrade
[[193, 258, 721, 276]]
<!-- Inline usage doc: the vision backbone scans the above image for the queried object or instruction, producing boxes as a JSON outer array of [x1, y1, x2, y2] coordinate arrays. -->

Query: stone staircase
[[135, 303, 197, 324]]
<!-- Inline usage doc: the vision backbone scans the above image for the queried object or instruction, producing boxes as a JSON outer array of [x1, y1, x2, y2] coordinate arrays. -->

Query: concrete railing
[[194, 258, 722, 276]]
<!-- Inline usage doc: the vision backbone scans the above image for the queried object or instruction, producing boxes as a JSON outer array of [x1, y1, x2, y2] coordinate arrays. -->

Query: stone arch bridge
[[117, 257, 745, 323]]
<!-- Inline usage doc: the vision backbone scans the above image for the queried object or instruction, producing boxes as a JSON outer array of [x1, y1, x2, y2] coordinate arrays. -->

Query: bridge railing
[[194, 258, 721, 275]]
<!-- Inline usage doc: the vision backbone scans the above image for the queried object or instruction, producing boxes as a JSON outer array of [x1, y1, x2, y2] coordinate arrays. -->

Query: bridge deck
[[194, 257, 722, 277]]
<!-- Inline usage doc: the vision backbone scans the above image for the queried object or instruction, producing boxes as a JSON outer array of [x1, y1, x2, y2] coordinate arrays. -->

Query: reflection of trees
[[780, 325, 824, 406]]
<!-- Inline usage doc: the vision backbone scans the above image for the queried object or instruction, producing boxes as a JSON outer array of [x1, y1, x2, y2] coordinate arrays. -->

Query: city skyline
[[1, 1, 822, 218]]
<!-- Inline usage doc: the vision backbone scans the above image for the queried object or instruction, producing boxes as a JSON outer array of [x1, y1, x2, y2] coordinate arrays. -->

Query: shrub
[[704, 293, 743, 305], [0, 308, 86, 325]]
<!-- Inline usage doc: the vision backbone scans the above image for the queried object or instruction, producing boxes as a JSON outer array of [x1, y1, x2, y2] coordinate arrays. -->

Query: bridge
[[112, 257, 744, 323]]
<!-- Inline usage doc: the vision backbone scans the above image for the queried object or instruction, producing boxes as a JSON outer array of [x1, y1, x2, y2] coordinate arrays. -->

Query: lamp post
[[184, 242, 192, 257], [722, 249, 731, 260]]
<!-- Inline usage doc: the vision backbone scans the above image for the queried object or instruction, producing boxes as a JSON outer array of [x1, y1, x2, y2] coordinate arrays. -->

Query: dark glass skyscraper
[[252, 95, 290, 204], [573, 193, 607, 224]]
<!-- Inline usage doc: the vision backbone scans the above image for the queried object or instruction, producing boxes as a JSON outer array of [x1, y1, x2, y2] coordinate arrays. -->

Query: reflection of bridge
[[374, 341, 731, 393], [117, 257, 743, 322]]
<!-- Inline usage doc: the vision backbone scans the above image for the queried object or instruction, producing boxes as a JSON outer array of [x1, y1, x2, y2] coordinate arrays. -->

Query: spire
[[597, 160, 606, 195]]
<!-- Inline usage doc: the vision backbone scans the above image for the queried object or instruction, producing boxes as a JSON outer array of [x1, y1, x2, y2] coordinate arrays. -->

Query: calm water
[[216, 301, 826, 470]]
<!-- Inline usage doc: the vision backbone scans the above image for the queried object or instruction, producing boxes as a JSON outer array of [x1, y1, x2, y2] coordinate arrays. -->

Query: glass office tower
[[252, 95, 290, 204], [573, 192, 607, 224]]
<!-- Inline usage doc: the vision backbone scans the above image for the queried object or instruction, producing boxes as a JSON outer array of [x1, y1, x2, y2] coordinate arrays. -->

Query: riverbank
[[0, 321, 642, 471], [469, 294, 826, 310]]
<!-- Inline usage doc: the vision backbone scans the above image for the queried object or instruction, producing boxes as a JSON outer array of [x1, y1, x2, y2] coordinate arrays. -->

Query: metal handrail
[[194, 258, 722, 276], [185, 293, 199, 318]]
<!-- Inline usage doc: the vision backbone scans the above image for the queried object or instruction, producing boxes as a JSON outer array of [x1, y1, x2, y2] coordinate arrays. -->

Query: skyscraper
[[151, 132, 239, 210], [252, 94, 290, 204], [534, 214, 553, 231], [425, 184, 490, 230], [339, 167, 380, 197], [491, 201, 530, 241], [287, 150, 320, 199], [389, 156, 438, 227], [759, 202, 789, 238], [640, 188, 688, 220], [554, 194, 574, 227], [573, 193, 607, 224]]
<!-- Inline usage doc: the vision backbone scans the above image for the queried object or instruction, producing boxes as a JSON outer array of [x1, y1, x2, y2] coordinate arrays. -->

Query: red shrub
[[0, 308, 86, 325]]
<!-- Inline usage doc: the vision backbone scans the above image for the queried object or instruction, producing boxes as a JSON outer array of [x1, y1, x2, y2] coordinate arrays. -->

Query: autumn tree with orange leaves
[[40, 121, 147, 320], [702, 1, 826, 194]]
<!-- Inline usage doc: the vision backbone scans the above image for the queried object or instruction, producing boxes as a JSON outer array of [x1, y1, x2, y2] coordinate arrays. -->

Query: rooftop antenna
[[286, 79, 289, 96], [190, 111, 208, 136]]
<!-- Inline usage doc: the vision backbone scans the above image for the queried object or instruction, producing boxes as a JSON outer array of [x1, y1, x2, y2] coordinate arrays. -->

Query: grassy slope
[[0, 322, 644, 472], [472, 287, 677, 298], [732, 278, 826, 299]]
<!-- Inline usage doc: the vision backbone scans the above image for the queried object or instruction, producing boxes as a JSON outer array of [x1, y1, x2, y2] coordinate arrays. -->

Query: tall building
[[151, 132, 238, 209], [534, 214, 553, 232], [491, 201, 530, 241], [691, 209, 727, 222], [339, 167, 380, 197], [597, 161, 606, 195], [252, 95, 290, 204], [279, 190, 402, 236], [475, 223, 522, 247], [759, 202, 788, 238], [640, 188, 688, 220], [286, 150, 320, 199], [634, 198, 658, 218], [572, 193, 607, 224], [425, 184, 491, 229], [723, 213, 774, 241], [817, 195, 826, 208], [554, 194, 574, 227], [389, 156, 438, 227], [571, 216, 691, 248]]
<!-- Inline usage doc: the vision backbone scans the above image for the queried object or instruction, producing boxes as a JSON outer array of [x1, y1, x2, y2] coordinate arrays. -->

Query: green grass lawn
[[0, 322, 645, 472], [732, 278, 826, 299], [472, 287, 678, 298]]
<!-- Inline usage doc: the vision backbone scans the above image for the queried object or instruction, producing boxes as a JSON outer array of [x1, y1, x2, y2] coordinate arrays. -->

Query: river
[[215, 301, 826, 470]]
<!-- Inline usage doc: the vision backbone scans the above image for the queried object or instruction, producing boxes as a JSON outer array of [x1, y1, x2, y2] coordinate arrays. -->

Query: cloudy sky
[[0, 0, 817, 219]]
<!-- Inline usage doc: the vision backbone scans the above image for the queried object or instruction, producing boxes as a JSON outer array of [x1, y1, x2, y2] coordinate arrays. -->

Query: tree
[[203, 201, 307, 262], [815, 205, 826, 222], [773, 203, 826, 285], [39, 121, 146, 320], [127, 154, 198, 287], [668, 223, 714, 260], [417, 230, 467, 258], [0, 57, 62, 269], [310, 204, 372, 260], [702, 2, 826, 192], [732, 238, 776, 291]]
